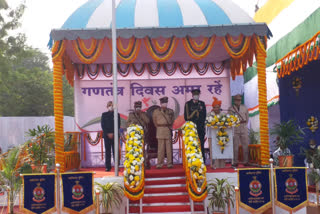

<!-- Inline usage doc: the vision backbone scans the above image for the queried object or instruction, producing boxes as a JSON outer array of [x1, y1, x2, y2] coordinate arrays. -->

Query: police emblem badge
[[72, 181, 84, 200], [33, 183, 46, 203], [249, 176, 262, 197], [285, 174, 298, 195]]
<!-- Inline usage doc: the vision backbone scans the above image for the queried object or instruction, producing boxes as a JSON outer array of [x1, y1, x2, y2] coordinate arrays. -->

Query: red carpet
[[128, 165, 205, 213], [78, 163, 240, 178]]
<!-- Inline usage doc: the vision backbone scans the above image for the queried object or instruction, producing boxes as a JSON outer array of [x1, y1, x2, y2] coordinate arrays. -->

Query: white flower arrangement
[[181, 121, 207, 181], [205, 112, 240, 129], [216, 128, 229, 153], [124, 124, 144, 188]]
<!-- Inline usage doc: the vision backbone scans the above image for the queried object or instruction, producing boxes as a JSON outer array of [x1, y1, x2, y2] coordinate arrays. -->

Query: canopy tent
[[50, 0, 272, 172]]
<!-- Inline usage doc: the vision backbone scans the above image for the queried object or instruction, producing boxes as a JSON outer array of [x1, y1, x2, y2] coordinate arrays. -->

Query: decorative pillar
[[255, 36, 270, 166], [52, 41, 65, 172]]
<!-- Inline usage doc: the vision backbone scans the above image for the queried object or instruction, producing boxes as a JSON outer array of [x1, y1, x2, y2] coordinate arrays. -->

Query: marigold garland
[[254, 35, 270, 165], [221, 35, 255, 79], [73, 62, 224, 78], [124, 124, 145, 201], [72, 38, 105, 64], [182, 36, 216, 60], [108, 38, 141, 64], [144, 36, 178, 62], [52, 40, 66, 172], [277, 32, 320, 78], [86, 132, 102, 146], [181, 121, 207, 201], [62, 54, 75, 87]]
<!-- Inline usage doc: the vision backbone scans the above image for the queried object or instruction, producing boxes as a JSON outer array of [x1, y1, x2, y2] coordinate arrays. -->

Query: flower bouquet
[[216, 128, 229, 153], [205, 112, 240, 129], [307, 116, 318, 133]]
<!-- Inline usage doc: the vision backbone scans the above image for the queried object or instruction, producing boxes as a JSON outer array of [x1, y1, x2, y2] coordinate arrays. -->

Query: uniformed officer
[[184, 89, 207, 163], [101, 101, 121, 171], [152, 97, 175, 169], [127, 101, 150, 129], [228, 94, 249, 166]]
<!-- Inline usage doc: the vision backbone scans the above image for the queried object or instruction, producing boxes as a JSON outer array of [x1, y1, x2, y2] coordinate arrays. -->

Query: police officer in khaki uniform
[[228, 94, 249, 166], [152, 97, 175, 169], [127, 101, 150, 129]]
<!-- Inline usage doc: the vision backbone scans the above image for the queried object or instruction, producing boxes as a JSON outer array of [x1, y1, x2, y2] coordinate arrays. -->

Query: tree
[[0, 0, 8, 10], [0, 2, 74, 116]]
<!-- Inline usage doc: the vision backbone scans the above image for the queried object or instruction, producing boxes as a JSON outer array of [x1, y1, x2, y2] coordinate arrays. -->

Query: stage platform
[[78, 163, 243, 178], [78, 164, 309, 214]]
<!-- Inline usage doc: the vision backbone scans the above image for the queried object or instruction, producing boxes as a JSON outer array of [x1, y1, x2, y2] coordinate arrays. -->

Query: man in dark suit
[[101, 101, 120, 171], [184, 89, 207, 163]]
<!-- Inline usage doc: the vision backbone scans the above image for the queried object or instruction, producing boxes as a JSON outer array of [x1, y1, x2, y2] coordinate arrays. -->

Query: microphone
[[220, 109, 231, 113]]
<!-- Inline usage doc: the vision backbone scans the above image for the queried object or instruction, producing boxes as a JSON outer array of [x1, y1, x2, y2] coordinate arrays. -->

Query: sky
[[8, 0, 266, 61]]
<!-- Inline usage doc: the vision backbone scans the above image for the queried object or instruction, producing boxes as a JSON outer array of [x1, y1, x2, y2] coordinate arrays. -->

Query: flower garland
[[86, 132, 102, 146], [74, 62, 225, 78], [205, 112, 240, 129], [124, 124, 145, 201], [307, 116, 319, 133], [276, 32, 320, 78], [216, 128, 229, 153], [181, 121, 207, 201]]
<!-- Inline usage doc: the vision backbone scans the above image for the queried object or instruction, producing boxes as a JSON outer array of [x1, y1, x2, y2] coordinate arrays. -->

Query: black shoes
[[105, 168, 111, 172]]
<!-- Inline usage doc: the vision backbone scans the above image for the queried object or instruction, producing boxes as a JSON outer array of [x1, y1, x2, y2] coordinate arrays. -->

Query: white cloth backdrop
[[0, 116, 77, 152]]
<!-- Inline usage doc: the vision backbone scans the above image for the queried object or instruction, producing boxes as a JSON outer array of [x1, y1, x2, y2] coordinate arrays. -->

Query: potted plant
[[270, 120, 305, 167], [249, 129, 259, 145], [94, 182, 124, 214], [0, 147, 32, 214], [207, 178, 235, 214], [26, 125, 55, 173]]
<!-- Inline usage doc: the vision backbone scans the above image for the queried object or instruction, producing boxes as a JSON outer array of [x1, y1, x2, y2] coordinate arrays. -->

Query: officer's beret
[[191, 89, 201, 95], [134, 101, 142, 107], [159, 96, 168, 103]]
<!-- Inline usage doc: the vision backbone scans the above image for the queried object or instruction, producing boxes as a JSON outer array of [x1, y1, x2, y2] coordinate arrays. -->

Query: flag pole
[[112, 0, 119, 176]]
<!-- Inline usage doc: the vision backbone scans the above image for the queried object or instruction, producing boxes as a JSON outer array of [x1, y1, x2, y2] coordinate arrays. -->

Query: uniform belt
[[157, 124, 170, 127], [240, 121, 247, 124]]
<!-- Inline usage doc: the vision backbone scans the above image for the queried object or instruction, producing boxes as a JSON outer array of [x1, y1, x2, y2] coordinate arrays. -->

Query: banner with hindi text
[[275, 167, 308, 212], [238, 168, 271, 213], [74, 77, 231, 131], [22, 174, 56, 214], [61, 172, 94, 214]]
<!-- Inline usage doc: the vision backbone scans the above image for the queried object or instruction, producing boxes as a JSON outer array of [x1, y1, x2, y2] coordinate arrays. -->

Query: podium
[[207, 127, 234, 168]]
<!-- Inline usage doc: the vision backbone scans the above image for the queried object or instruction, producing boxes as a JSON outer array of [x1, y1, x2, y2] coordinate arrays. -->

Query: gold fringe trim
[[62, 204, 95, 214]]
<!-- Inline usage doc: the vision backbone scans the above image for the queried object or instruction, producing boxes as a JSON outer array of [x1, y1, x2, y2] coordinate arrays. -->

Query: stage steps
[[128, 167, 205, 214]]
